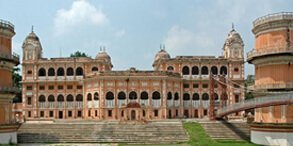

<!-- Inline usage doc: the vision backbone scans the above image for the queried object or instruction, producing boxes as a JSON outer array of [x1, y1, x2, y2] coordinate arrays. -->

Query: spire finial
[[100, 46, 102, 52], [160, 44, 162, 50], [163, 44, 165, 50], [31, 25, 34, 32], [232, 23, 234, 30]]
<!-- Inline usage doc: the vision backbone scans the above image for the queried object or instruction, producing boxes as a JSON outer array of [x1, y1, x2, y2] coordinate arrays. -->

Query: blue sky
[[1, 0, 292, 76]]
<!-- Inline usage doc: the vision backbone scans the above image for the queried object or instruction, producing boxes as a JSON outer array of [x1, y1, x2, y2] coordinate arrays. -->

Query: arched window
[[183, 93, 190, 100], [76, 67, 83, 76], [66, 94, 74, 102], [118, 92, 126, 100], [140, 91, 148, 100], [48, 68, 55, 76], [167, 66, 174, 71], [39, 95, 45, 102], [214, 93, 219, 100], [129, 91, 137, 100], [66, 67, 74, 76], [106, 92, 114, 100], [48, 95, 55, 102], [192, 66, 199, 75], [76, 94, 83, 101], [182, 66, 190, 75], [201, 66, 208, 75], [92, 67, 99, 72], [87, 93, 92, 101], [38, 68, 46, 76], [211, 66, 218, 75], [192, 93, 200, 100], [174, 92, 179, 100], [57, 67, 64, 76], [94, 92, 99, 100], [167, 92, 172, 100], [220, 66, 228, 75], [202, 93, 209, 100], [152, 91, 161, 100], [57, 95, 64, 102]]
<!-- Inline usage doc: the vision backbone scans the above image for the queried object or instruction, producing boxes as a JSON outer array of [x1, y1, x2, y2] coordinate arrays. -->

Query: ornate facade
[[19, 27, 244, 121]]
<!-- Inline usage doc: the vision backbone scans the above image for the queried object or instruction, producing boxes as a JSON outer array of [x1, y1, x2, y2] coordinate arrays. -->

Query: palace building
[[19, 27, 245, 121]]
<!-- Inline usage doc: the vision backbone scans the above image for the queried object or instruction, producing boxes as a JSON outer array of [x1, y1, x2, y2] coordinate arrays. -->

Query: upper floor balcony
[[253, 82, 293, 90], [253, 12, 293, 28], [247, 47, 293, 63], [0, 86, 20, 94], [0, 52, 20, 65], [0, 19, 14, 32]]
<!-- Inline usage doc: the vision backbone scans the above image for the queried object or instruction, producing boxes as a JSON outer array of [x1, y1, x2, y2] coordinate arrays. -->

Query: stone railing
[[254, 82, 293, 90], [0, 86, 19, 93], [57, 102, 64, 108], [183, 101, 191, 108], [75, 102, 83, 108], [105, 100, 114, 108], [202, 100, 210, 109], [253, 12, 293, 27], [167, 100, 173, 107], [247, 47, 293, 61], [66, 102, 74, 108], [174, 100, 180, 107], [38, 102, 46, 108], [152, 100, 161, 108], [0, 52, 19, 64], [94, 101, 99, 108], [0, 19, 14, 31], [192, 101, 200, 108], [48, 102, 55, 108], [118, 100, 126, 107], [140, 100, 148, 107]]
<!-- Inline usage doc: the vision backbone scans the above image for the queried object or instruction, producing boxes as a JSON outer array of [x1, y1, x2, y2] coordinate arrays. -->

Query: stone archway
[[126, 102, 141, 121]]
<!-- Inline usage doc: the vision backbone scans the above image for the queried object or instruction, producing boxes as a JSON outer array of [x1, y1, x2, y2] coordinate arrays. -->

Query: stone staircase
[[200, 121, 250, 141], [17, 120, 188, 144]]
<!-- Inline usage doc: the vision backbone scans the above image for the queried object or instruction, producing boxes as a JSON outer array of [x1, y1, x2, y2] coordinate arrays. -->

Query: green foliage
[[70, 51, 89, 57], [12, 67, 22, 88], [245, 75, 255, 100]]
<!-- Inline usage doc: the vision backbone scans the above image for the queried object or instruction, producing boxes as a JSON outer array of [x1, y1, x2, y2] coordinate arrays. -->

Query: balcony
[[87, 101, 92, 108], [247, 47, 293, 62], [75, 102, 83, 108], [0, 52, 19, 65], [94, 101, 99, 108], [167, 100, 173, 107], [0, 19, 14, 32], [253, 12, 293, 27], [174, 100, 180, 107], [192, 101, 200, 108], [57, 102, 64, 108], [140, 100, 149, 107], [152, 100, 161, 108], [254, 82, 293, 90], [38, 102, 46, 108], [118, 100, 126, 107], [0, 86, 19, 94], [48, 102, 55, 108], [66, 102, 74, 108], [105, 100, 114, 108], [202, 100, 210, 109], [183, 101, 191, 108]]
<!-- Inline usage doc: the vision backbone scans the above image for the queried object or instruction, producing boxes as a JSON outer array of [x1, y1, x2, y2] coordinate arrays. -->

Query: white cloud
[[54, 0, 108, 36], [115, 29, 126, 37], [163, 25, 216, 55]]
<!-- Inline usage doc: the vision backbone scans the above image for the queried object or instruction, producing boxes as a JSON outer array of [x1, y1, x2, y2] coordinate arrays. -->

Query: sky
[[0, 0, 292, 77]]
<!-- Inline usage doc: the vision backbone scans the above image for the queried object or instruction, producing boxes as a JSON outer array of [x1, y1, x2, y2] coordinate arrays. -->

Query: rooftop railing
[[0, 19, 14, 31], [247, 46, 293, 61], [253, 12, 293, 27], [0, 86, 20, 93], [254, 82, 293, 90], [0, 52, 20, 64]]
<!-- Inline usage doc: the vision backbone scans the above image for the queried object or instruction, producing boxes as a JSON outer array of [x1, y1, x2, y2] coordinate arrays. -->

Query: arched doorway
[[131, 110, 136, 120]]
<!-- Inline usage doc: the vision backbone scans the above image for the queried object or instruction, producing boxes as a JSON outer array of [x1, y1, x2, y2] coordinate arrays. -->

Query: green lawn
[[120, 122, 259, 146], [183, 122, 258, 146]]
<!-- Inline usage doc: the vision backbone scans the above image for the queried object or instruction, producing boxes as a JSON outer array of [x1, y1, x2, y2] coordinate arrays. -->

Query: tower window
[[234, 67, 239, 72], [27, 70, 32, 75]]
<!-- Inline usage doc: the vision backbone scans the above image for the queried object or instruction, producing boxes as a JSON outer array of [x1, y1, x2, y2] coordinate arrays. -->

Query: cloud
[[115, 29, 126, 37], [54, 0, 108, 36], [163, 25, 216, 56]]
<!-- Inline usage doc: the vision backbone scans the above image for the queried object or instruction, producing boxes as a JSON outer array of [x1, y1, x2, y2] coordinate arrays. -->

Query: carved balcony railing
[[94, 101, 99, 108], [247, 47, 293, 61], [38, 102, 46, 108], [253, 12, 293, 27], [183, 101, 191, 108], [0, 52, 19, 64], [48, 102, 55, 108], [66, 102, 74, 108], [152, 100, 161, 108], [0, 19, 14, 31], [140, 99, 149, 107], [167, 100, 173, 107], [57, 102, 64, 108], [75, 102, 83, 108], [202, 100, 210, 109], [174, 100, 180, 107], [118, 100, 126, 107], [192, 101, 201, 108], [105, 100, 114, 108], [254, 82, 293, 90], [0, 86, 19, 93]]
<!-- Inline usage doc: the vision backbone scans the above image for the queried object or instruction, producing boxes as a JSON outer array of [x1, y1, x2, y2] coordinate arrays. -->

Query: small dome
[[95, 50, 111, 61], [25, 31, 39, 41], [154, 49, 170, 61], [223, 28, 243, 50]]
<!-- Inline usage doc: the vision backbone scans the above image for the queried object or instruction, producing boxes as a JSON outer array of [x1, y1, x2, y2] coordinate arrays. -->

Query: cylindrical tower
[[247, 12, 293, 145], [0, 19, 19, 124]]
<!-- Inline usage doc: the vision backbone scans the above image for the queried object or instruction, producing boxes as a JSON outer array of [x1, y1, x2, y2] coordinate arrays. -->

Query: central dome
[[95, 50, 111, 62]]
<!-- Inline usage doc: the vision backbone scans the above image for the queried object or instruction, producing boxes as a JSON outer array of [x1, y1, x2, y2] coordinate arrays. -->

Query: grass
[[183, 122, 258, 146], [120, 122, 259, 146]]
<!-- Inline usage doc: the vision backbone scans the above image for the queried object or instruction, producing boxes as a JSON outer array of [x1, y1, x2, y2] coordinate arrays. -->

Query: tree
[[70, 51, 89, 57], [12, 66, 22, 103], [245, 75, 254, 100]]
